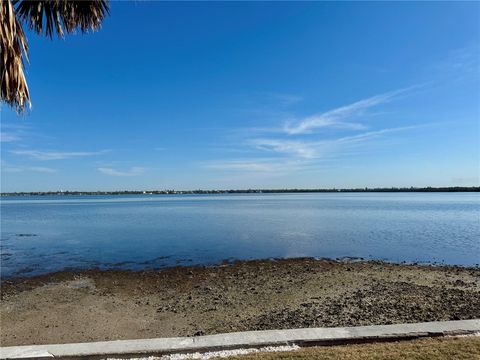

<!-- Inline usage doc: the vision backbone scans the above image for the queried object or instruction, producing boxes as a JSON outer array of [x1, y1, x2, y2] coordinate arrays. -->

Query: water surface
[[1, 192, 479, 278]]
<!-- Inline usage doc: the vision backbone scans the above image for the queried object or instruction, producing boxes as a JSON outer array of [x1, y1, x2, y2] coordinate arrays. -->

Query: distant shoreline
[[1, 186, 479, 196]]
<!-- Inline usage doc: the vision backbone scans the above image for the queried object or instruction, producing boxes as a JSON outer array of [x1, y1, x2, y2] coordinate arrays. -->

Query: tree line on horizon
[[2, 186, 479, 196]]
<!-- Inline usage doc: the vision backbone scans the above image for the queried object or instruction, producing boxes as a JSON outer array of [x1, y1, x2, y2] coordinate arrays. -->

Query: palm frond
[[15, 0, 110, 38], [1, 0, 109, 113], [0, 0, 30, 113]]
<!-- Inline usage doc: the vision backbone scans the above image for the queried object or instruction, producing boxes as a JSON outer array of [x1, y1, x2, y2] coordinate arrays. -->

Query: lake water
[[1, 193, 479, 278]]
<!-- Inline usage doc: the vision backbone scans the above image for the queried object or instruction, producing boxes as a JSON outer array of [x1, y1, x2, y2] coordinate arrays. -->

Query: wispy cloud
[[283, 87, 413, 135], [26, 166, 58, 173], [247, 126, 420, 160], [10, 149, 109, 160], [206, 160, 276, 172], [0, 122, 55, 145], [2, 164, 57, 174], [0, 123, 32, 142], [206, 85, 427, 177], [0, 122, 31, 131], [249, 138, 318, 159], [0, 132, 20, 142], [434, 45, 479, 75], [97, 167, 145, 177], [204, 158, 308, 174], [332, 125, 422, 144]]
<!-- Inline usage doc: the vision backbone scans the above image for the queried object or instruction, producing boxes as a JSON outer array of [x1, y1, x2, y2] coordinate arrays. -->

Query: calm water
[[1, 193, 479, 278]]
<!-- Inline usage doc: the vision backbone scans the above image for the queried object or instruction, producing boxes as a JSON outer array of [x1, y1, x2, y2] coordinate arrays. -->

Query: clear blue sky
[[1, 2, 479, 192]]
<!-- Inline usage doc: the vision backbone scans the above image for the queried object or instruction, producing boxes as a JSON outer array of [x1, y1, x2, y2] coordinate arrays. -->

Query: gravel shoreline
[[1, 258, 479, 346]]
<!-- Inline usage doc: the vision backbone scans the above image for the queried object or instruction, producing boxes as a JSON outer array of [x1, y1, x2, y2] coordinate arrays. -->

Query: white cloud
[[284, 116, 366, 134], [0, 122, 50, 144], [27, 166, 58, 173], [2, 164, 57, 173], [205, 160, 276, 172], [283, 87, 412, 135], [249, 138, 318, 159], [10, 149, 109, 160], [333, 125, 422, 144], [435, 45, 479, 75], [206, 85, 426, 178], [204, 159, 308, 174], [0, 132, 20, 142], [98, 167, 145, 177], [243, 126, 421, 162]]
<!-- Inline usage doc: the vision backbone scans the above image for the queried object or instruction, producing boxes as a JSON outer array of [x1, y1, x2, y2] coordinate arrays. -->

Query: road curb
[[1, 319, 479, 359]]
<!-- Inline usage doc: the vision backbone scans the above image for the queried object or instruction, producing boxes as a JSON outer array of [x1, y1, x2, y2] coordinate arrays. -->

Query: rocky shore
[[1, 258, 479, 346]]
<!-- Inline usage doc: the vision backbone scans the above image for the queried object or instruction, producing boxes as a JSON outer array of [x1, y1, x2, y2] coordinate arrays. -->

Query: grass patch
[[223, 336, 480, 360]]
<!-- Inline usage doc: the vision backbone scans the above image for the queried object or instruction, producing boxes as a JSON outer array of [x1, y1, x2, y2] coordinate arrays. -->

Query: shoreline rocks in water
[[1, 257, 479, 346]]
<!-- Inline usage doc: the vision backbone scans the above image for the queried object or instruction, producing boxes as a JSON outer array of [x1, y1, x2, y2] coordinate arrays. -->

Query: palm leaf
[[0, 0, 30, 113], [15, 0, 110, 38], [0, 0, 109, 113]]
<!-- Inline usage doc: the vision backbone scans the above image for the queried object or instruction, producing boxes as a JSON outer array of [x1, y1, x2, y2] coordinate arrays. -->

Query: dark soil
[[1, 258, 479, 346]]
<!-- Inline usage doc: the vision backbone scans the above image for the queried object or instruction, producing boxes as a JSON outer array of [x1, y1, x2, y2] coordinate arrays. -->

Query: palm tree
[[0, 0, 109, 113]]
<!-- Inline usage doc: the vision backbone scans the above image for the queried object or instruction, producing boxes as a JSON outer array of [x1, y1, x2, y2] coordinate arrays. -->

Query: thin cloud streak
[[0, 132, 20, 142], [28, 166, 58, 173], [283, 87, 414, 135], [10, 149, 109, 160], [2, 165, 57, 173], [434, 45, 479, 75], [204, 159, 309, 174], [98, 167, 145, 177], [333, 125, 423, 144], [206, 161, 276, 172], [207, 84, 428, 177], [249, 125, 423, 160], [249, 138, 317, 159]]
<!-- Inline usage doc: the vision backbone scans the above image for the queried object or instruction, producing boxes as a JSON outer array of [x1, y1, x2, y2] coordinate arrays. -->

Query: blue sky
[[1, 2, 479, 192]]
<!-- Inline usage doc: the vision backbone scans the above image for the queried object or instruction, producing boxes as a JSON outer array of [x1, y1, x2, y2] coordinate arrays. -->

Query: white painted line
[[1, 319, 479, 359]]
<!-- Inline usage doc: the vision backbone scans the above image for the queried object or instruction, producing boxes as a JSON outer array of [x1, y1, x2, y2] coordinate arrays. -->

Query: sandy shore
[[1, 258, 479, 346]]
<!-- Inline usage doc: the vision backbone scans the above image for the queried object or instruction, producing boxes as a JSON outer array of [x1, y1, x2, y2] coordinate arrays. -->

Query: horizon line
[[1, 186, 479, 196]]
